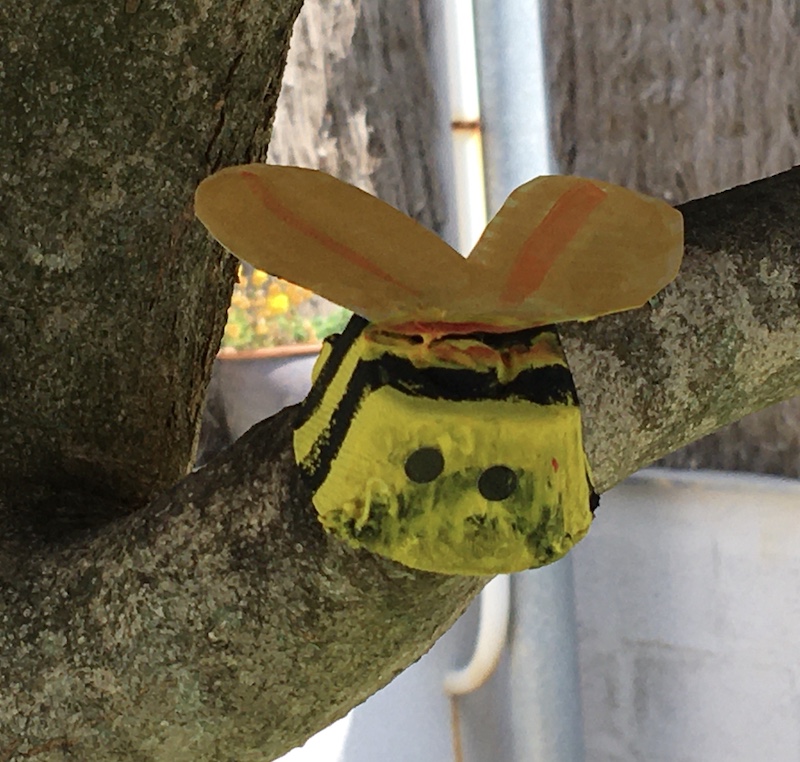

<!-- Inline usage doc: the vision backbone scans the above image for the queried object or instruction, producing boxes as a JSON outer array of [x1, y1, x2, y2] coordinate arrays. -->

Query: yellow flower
[[267, 293, 290, 314], [251, 269, 269, 287], [287, 283, 313, 305], [220, 267, 348, 350], [230, 292, 251, 310]]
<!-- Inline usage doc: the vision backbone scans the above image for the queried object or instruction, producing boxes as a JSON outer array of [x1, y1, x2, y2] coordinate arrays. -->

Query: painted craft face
[[195, 165, 683, 575]]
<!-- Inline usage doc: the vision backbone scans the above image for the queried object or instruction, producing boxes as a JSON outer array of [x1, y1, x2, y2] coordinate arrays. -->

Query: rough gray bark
[[659, 397, 800, 475], [545, 0, 800, 203], [0, 0, 303, 517], [0, 414, 478, 761], [544, 0, 800, 475], [3, 1, 800, 761], [267, 0, 444, 230], [563, 168, 800, 489]]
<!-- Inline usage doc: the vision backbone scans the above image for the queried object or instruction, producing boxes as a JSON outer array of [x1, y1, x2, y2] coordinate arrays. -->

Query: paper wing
[[195, 164, 469, 323], [462, 176, 683, 326]]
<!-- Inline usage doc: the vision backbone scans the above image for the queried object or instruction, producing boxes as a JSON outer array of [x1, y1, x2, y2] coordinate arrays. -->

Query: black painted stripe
[[375, 352, 577, 406], [300, 346, 577, 493], [299, 353, 376, 492], [294, 313, 369, 428], [446, 324, 554, 348]]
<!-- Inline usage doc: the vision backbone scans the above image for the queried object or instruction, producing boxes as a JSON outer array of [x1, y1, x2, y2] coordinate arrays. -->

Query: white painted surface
[[277, 715, 352, 762], [574, 470, 800, 762]]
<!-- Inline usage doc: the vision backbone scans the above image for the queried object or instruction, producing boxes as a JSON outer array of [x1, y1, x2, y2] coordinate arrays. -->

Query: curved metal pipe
[[444, 575, 511, 695]]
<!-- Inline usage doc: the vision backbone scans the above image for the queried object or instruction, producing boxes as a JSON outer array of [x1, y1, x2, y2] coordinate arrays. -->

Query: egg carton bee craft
[[195, 165, 683, 575]]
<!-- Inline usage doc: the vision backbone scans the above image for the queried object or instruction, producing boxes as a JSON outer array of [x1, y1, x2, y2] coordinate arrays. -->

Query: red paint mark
[[551, 458, 559, 472], [501, 181, 607, 303], [241, 170, 419, 296]]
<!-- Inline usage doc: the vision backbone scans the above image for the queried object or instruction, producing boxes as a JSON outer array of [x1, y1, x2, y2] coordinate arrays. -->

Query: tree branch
[[0, 411, 481, 760], [563, 166, 800, 491], [0, 0, 302, 514], [2, 168, 800, 759]]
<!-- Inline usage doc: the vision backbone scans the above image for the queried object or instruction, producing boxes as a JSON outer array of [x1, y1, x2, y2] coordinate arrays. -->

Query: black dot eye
[[404, 447, 444, 484], [478, 466, 518, 501]]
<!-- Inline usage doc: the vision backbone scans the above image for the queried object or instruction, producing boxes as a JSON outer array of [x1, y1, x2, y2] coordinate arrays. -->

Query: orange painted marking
[[551, 458, 559, 472], [429, 341, 499, 366], [387, 320, 515, 337], [501, 181, 607, 303], [522, 341, 563, 364], [241, 171, 419, 296]]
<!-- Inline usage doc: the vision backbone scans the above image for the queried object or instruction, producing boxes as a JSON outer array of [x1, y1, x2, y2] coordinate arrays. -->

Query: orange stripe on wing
[[241, 170, 420, 296], [501, 181, 607, 304]]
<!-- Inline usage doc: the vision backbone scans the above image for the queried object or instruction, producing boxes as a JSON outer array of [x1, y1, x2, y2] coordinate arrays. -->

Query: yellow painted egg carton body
[[294, 318, 596, 575]]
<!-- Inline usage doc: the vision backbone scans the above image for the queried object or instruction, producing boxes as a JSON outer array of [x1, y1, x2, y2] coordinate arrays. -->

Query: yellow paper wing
[[195, 164, 469, 323], [460, 176, 684, 326]]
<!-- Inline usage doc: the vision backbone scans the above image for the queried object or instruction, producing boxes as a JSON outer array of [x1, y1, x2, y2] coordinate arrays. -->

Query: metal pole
[[472, 0, 554, 211], [472, 2, 587, 760]]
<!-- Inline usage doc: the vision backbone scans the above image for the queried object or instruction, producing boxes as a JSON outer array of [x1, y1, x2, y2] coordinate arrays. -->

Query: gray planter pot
[[198, 345, 321, 465], [215, 344, 321, 440]]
